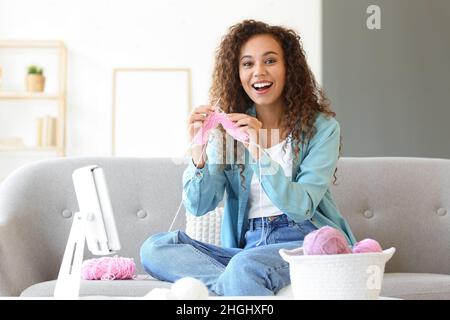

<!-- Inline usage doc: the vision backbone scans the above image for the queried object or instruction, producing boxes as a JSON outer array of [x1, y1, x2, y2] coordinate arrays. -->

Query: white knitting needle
[[212, 98, 222, 113]]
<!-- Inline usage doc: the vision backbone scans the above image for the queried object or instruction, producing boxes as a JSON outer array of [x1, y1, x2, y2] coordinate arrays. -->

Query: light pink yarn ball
[[81, 255, 136, 280], [303, 226, 352, 255], [352, 238, 383, 253]]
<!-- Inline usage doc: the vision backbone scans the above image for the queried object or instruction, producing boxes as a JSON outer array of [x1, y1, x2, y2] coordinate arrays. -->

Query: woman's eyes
[[241, 58, 276, 68]]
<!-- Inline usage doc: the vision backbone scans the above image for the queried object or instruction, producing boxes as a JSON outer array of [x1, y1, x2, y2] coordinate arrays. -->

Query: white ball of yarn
[[170, 277, 209, 300], [143, 288, 176, 300]]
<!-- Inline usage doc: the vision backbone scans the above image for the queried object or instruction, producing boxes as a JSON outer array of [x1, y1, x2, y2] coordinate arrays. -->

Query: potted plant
[[26, 65, 45, 92]]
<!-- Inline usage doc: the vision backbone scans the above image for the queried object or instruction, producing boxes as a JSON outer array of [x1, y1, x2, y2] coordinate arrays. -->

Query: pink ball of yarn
[[352, 238, 383, 253], [81, 255, 136, 280], [303, 226, 352, 255]]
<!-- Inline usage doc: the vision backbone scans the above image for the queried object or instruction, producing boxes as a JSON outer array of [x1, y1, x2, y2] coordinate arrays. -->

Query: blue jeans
[[140, 214, 317, 296]]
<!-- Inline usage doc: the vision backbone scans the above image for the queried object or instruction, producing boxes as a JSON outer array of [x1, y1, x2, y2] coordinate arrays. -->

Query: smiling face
[[239, 34, 286, 108]]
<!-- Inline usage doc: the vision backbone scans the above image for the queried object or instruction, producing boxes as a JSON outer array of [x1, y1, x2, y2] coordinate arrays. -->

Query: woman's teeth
[[252, 82, 273, 91]]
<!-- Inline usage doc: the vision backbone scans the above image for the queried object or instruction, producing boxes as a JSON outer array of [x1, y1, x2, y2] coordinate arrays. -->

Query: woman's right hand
[[187, 105, 216, 167]]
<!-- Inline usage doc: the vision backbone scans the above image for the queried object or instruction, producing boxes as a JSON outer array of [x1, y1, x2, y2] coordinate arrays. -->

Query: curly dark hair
[[208, 20, 341, 189]]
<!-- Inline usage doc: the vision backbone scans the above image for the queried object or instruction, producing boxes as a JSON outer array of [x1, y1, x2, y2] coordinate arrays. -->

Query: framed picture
[[112, 68, 192, 157]]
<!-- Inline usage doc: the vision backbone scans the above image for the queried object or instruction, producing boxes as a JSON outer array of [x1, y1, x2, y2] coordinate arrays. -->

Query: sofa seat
[[20, 273, 450, 299], [381, 273, 450, 300], [20, 275, 170, 298]]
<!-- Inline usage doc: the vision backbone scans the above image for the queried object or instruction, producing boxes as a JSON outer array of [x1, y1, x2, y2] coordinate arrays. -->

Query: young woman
[[140, 20, 356, 296]]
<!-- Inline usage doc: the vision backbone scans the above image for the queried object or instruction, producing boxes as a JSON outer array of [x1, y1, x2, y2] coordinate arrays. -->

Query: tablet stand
[[54, 211, 91, 299]]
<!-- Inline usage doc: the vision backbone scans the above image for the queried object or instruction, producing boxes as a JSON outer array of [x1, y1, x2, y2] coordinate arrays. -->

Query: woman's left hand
[[228, 113, 263, 159]]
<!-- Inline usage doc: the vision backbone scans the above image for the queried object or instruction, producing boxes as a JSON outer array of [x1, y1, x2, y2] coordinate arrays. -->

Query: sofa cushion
[[20, 275, 171, 298], [381, 273, 450, 300], [20, 273, 450, 299]]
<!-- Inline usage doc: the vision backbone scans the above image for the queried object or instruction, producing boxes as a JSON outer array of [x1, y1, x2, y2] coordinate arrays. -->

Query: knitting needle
[[212, 98, 227, 114]]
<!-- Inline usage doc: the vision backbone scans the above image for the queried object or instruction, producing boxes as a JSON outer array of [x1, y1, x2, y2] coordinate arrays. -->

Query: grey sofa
[[0, 156, 449, 299]]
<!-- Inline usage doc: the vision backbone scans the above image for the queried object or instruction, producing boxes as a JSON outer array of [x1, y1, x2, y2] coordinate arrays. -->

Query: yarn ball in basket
[[352, 238, 383, 253], [81, 255, 136, 280], [303, 226, 352, 255]]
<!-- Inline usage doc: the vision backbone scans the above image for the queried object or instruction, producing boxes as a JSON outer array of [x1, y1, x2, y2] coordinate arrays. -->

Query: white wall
[[0, 0, 322, 163]]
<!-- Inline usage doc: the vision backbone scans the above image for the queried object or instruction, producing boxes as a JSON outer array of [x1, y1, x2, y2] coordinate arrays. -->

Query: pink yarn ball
[[81, 255, 136, 280], [303, 226, 352, 255], [352, 238, 383, 253]]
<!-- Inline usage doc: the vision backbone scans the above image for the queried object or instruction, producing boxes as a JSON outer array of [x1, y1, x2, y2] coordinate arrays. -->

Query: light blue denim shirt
[[182, 105, 357, 248]]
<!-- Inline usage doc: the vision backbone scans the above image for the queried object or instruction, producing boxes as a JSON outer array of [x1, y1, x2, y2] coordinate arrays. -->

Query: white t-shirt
[[248, 137, 294, 219]]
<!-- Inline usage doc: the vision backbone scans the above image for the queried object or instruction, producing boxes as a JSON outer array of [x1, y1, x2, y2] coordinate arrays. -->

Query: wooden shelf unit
[[0, 39, 67, 156]]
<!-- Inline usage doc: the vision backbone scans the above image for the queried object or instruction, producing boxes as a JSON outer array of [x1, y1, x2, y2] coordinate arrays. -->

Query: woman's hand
[[228, 113, 263, 160], [187, 105, 216, 167]]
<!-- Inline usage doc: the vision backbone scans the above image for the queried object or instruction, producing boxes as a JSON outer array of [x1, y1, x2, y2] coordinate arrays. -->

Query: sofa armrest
[[0, 169, 59, 296], [0, 219, 51, 296]]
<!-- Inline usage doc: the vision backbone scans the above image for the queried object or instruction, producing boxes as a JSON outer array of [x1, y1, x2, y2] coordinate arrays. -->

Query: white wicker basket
[[279, 247, 396, 300]]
